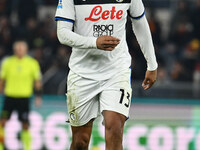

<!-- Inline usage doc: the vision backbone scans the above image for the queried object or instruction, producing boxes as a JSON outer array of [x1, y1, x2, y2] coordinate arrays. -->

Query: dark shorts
[[1, 96, 30, 123]]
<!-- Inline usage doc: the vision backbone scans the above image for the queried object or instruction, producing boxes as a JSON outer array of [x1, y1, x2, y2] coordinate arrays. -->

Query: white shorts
[[66, 69, 132, 126]]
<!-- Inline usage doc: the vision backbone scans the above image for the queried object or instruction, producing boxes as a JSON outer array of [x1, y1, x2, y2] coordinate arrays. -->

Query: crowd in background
[[0, 0, 200, 94]]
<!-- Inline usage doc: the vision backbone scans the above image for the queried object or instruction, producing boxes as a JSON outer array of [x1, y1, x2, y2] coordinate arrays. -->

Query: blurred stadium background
[[0, 0, 200, 149]]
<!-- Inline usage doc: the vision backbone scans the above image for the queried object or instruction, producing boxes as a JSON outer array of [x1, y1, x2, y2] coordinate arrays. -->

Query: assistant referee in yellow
[[0, 40, 42, 150]]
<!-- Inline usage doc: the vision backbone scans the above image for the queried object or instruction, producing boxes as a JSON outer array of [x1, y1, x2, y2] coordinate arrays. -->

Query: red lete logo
[[85, 6, 123, 21]]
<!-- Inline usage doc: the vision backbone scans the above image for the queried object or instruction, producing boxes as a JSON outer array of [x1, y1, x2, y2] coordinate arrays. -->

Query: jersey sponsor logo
[[85, 6, 123, 22], [58, 0, 63, 9], [93, 24, 114, 37]]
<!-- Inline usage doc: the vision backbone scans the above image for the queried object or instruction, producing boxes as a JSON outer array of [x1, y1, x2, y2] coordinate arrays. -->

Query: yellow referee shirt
[[0, 55, 41, 98]]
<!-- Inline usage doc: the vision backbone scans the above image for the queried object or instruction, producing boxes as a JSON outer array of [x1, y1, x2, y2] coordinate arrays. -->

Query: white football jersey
[[55, 0, 145, 80]]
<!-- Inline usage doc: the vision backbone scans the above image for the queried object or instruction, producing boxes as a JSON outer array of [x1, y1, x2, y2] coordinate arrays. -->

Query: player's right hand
[[96, 36, 120, 51], [142, 69, 157, 90]]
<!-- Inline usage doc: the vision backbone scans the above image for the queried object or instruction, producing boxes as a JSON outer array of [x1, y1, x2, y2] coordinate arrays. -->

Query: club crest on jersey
[[58, 0, 63, 9], [116, 0, 123, 2]]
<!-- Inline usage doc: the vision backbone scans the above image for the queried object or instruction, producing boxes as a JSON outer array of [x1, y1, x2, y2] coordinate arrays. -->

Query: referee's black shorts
[[1, 96, 30, 123]]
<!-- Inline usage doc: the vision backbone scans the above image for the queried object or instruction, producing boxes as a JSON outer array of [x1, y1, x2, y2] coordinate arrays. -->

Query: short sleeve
[[32, 60, 42, 81], [0, 58, 8, 80], [55, 0, 75, 23], [129, 0, 145, 19]]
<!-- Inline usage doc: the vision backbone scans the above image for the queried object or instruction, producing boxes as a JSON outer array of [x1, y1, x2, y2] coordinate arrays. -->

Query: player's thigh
[[100, 70, 132, 119], [67, 71, 101, 126], [1, 97, 15, 120], [103, 110, 126, 131], [71, 119, 94, 143]]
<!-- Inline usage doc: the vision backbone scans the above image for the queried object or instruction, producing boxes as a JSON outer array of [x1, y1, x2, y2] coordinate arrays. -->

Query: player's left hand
[[35, 96, 42, 107], [142, 69, 157, 90]]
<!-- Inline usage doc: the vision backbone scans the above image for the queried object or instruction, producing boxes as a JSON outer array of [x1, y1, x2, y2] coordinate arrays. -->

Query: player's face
[[14, 42, 28, 58]]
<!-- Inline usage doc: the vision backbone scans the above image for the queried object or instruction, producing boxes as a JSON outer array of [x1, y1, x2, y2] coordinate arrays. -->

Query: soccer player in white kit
[[55, 0, 158, 149]]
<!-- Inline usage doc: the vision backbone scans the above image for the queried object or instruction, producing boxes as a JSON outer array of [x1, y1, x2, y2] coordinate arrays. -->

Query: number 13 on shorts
[[119, 89, 131, 108]]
